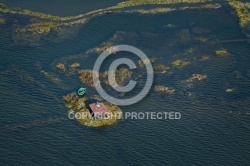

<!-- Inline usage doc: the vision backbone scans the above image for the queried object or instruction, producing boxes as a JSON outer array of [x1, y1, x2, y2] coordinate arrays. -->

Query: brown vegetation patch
[[56, 63, 66, 72], [186, 74, 207, 82], [215, 49, 230, 57], [63, 93, 122, 127], [138, 58, 155, 67], [153, 64, 170, 73], [78, 68, 132, 88], [172, 60, 190, 67], [154, 85, 175, 94], [70, 63, 80, 70]]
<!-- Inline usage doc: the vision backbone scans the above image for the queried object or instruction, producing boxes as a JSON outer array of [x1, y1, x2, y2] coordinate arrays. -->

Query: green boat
[[78, 87, 86, 97]]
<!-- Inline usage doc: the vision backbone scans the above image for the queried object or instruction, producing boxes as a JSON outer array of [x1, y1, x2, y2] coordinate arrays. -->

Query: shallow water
[[0, 3, 250, 165]]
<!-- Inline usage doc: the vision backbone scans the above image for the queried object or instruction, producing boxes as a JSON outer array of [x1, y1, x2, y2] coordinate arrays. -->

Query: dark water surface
[[0, 2, 250, 166], [0, 0, 124, 16]]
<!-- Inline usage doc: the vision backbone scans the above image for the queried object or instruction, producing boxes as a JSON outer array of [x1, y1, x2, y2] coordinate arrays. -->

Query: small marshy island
[[63, 89, 123, 127], [1, 0, 244, 128]]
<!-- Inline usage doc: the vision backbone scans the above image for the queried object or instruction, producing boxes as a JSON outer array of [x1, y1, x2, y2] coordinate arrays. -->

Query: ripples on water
[[0, 6, 250, 165]]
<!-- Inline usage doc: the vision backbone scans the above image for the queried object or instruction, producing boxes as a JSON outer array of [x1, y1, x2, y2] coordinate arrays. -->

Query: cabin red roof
[[89, 103, 107, 115]]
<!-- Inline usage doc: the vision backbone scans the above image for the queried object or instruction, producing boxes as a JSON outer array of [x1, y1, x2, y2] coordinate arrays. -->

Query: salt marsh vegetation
[[186, 74, 207, 82], [154, 85, 175, 94], [215, 49, 230, 57], [63, 93, 122, 127], [228, 0, 250, 28]]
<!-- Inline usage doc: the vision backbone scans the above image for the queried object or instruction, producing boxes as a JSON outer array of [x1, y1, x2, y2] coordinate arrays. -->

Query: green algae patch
[[63, 93, 122, 127]]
